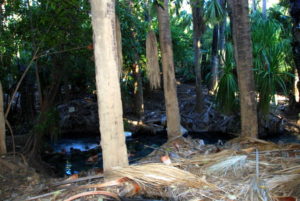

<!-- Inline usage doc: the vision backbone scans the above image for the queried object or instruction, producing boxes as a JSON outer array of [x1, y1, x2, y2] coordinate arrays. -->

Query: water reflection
[[52, 138, 99, 153]]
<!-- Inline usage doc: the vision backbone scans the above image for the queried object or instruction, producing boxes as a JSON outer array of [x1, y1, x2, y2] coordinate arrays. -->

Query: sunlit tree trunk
[[191, 0, 205, 113], [156, 0, 181, 139], [0, 82, 6, 154], [228, 0, 258, 138], [90, 0, 128, 172], [209, 25, 219, 92]]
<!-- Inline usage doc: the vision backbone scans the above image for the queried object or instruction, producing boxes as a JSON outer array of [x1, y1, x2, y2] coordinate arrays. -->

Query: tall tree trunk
[[156, 0, 181, 139], [228, 0, 258, 138], [90, 0, 128, 172], [191, 0, 205, 113], [262, 0, 267, 18], [290, 0, 300, 102], [209, 25, 219, 92], [0, 81, 6, 154]]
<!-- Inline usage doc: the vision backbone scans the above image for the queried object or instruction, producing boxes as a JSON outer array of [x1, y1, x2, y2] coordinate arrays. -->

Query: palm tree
[[227, 0, 258, 138], [0, 81, 6, 154], [156, 0, 181, 139], [191, 0, 205, 113], [205, 0, 225, 93], [90, 0, 128, 172]]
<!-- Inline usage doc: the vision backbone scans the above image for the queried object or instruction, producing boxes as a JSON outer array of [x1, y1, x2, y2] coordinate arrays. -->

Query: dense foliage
[[0, 0, 296, 141]]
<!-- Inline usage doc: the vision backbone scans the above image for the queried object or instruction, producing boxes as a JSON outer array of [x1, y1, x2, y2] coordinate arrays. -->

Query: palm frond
[[204, 0, 225, 25]]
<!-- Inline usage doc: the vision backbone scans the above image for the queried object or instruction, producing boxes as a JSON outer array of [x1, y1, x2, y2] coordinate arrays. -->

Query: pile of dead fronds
[[24, 137, 300, 201]]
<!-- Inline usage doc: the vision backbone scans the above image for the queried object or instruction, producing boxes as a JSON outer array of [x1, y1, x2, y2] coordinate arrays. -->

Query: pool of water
[[43, 131, 167, 176]]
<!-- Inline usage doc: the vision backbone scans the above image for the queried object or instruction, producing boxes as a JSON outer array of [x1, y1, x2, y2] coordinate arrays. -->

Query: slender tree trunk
[[0, 81, 6, 154], [219, 19, 226, 67], [228, 0, 258, 138], [209, 25, 219, 92], [218, 0, 226, 68], [290, 0, 300, 102], [262, 0, 267, 18], [156, 0, 181, 139], [133, 63, 144, 119], [90, 0, 128, 172], [191, 0, 205, 113]]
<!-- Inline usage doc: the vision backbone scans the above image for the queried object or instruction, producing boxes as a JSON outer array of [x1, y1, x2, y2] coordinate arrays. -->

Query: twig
[[256, 149, 259, 178], [25, 189, 66, 201], [36, 46, 87, 59], [52, 174, 104, 186]]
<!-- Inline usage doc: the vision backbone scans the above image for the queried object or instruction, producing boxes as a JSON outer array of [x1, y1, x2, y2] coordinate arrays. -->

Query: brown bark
[[0, 81, 6, 154], [156, 0, 181, 139], [191, 0, 205, 113], [90, 0, 128, 172], [228, 0, 258, 138]]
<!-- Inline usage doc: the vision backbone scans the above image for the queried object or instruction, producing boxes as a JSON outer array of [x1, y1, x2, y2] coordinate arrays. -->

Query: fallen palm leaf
[[206, 155, 248, 176], [266, 174, 300, 197], [108, 163, 216, 189]]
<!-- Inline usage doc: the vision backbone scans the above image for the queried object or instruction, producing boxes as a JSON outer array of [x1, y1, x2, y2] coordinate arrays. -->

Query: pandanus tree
[[90, 0, 128, 172], [251, 13, 292, 115], [156, 0, 182, 139], [205, 0, 225, 92], [228, 0, 258, 138]]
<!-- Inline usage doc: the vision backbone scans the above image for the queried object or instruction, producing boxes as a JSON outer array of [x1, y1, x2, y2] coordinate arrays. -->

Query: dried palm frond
[[266, 174, 300, 197], [226, 137, 279, 151], [206, 155, 248, 176], [108, 163, 215, 190], [115, 15, 123, 77], [146, 30, 161, 89]]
